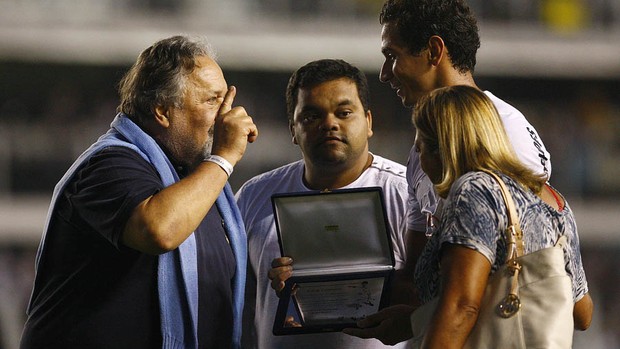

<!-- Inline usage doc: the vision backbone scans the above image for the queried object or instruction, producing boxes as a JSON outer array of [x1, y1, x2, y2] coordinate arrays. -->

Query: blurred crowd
[[0, 0, 619, 348]]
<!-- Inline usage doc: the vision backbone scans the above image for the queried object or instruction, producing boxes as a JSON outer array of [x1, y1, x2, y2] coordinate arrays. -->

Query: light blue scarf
[[29, 113, 246, 349]]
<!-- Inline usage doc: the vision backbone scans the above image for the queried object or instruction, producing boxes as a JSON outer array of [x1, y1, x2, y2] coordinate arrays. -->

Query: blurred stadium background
[[0, 0, 619, 348]]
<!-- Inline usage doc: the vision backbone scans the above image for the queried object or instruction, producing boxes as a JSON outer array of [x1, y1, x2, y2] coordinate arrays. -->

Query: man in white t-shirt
[[236, 59, 411, 349], [344, 0, 553, 345]]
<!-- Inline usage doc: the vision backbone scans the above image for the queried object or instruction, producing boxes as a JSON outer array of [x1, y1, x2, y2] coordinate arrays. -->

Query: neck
[[303, 152, 373, 190], [437, 60, 477, 89]]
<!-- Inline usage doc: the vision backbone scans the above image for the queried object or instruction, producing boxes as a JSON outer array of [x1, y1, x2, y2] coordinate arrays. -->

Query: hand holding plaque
[[270, 187, 395, 335]]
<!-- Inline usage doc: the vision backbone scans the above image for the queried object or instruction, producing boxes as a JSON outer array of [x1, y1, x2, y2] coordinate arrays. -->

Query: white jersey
[[236, 154, 409, 349], [406, 90, 552, 232]]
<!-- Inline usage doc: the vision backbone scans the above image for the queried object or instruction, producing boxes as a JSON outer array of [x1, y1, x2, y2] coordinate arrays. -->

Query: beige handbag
[[410, 171, 574, 349]]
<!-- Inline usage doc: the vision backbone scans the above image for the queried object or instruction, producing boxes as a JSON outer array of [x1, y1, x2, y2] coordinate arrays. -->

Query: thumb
[[218, 86, 236, 116]]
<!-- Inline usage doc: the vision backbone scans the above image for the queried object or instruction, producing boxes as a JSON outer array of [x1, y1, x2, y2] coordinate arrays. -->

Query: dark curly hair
[[285, 59, 370, 123], [379, 0, 480, 74]]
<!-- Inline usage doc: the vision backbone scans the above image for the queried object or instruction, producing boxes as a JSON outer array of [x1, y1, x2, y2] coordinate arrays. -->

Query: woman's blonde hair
[[413, 85, 546, 198]]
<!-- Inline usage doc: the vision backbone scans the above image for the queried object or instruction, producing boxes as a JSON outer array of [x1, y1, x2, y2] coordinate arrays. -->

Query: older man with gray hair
[[21, 35, 258, 349]]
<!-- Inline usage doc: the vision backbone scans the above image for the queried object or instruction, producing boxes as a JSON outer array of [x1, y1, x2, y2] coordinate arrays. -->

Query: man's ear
[[366, 110, 374, 138], [289, 122, 298, 145], [427, 35, 446, 66], [154, 105, 170, 127]]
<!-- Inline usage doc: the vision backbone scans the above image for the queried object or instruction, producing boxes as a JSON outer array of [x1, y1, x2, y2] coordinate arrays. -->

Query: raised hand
[[211, 86, 259, 166]]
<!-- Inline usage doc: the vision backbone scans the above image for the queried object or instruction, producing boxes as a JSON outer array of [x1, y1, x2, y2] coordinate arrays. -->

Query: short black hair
[[285, 59, 370, 122], [379, 0, 480, 73]]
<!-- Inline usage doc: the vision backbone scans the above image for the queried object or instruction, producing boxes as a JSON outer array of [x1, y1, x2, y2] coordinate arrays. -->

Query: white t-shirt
[[236, 154, 409, 349], [406, 91, 552, 232]]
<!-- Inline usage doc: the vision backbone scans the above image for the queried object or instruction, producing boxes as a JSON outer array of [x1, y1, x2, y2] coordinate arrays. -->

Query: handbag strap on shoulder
[[481, 170, 525, 318], [481, 170, 525, 259]]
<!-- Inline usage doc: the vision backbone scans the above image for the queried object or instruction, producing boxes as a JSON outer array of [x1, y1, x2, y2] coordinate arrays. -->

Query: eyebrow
[[299, 98, 357, 112], [336, 98, 356, 107], [298, 105, 320, 113], [210, 88, 227, 97], [381, 46, 392, 55]]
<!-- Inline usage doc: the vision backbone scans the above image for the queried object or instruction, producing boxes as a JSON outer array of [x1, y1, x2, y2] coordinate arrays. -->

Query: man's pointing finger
[[218, 86, 236, 116]]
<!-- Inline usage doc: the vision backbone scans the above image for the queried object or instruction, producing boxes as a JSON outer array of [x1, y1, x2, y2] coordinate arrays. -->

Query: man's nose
[[319, 114, 339, 131], [379, 60, 392, 83]]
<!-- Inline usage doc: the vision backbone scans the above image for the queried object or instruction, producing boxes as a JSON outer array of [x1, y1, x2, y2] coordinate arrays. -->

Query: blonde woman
[[410, 85, 593, 348]]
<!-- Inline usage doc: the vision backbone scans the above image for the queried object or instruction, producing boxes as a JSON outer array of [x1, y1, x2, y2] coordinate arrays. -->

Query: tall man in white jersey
[[236, 59, 411, 349], [344, 0, 552, 345]]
